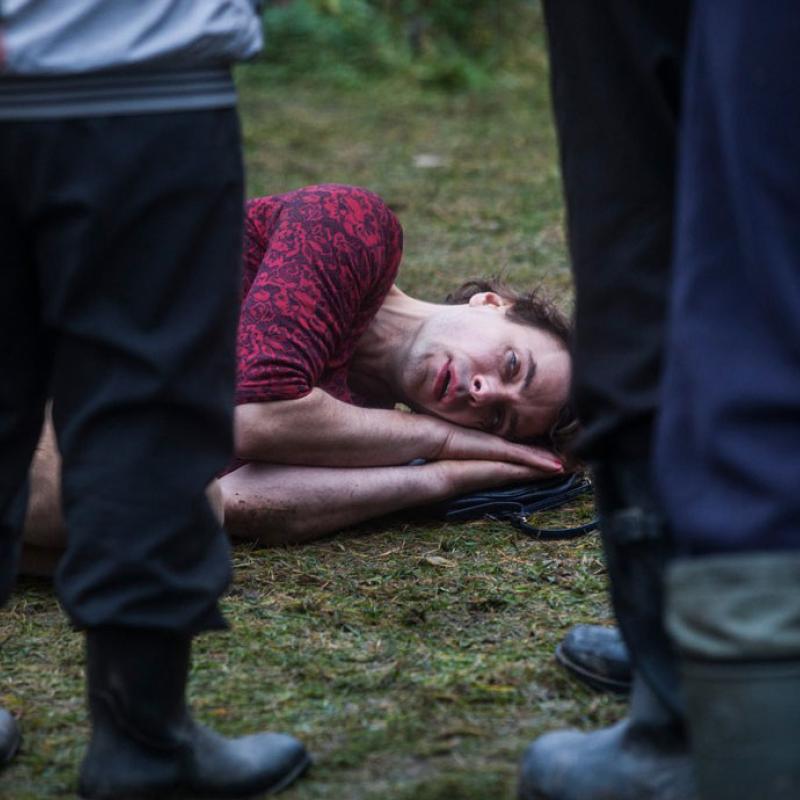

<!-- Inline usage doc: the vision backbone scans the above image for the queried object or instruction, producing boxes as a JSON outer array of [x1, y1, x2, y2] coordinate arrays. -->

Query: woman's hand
[[425, 417, 563, 473]]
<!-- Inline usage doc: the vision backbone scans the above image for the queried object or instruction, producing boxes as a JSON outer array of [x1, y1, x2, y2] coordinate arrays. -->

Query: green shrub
[[260, 0, 542, 89], [260, 0, 407, 85]]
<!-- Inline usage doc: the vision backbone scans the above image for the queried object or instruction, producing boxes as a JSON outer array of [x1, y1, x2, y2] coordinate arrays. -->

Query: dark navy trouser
[[0, 109, 243, 632], [656, 1, 800, 554]]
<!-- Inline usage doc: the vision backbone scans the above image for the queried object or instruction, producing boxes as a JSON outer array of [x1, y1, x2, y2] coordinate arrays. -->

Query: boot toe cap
[[518, 729, 587, 799], [239, 731, 311, 787], [518, 718, 696, 800], [556, 624, 632, 694], [192, 728, 311, 796]]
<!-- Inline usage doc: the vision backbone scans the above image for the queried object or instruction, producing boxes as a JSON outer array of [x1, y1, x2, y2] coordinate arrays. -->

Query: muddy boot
[[518, 461, 696, 800], [78, 628, 311, 800], [0, 708, 20, 767], [555, 624, 631, 695], [667, 552, 800, 800]]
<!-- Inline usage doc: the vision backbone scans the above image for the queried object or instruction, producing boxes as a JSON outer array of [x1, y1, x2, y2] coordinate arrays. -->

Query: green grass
[[0, 18, 623, 800]]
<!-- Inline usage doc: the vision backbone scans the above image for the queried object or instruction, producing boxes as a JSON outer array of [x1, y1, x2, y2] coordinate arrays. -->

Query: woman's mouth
[[434, 360, 452, 401]]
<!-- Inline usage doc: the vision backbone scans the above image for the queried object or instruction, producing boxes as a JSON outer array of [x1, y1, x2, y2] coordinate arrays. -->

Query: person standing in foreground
[[519, 3, 696, 798], [0, 2, 310, 797], [655, 2, 800, 797], [522, 1, 800, 798]]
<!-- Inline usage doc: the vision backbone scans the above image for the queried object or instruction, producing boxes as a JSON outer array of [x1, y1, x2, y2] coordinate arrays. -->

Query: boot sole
[[555, 643, 631, 696], [199, 752, 313, 799], [78, 752, 312, 800], [258, 751, 312, 797]]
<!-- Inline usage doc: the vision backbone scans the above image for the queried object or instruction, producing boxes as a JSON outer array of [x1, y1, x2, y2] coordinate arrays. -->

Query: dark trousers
[[543, 0, 690, 461], [0, 109, 243, 633], [656, 0, 800, 554], [543, 3, 692, 709]]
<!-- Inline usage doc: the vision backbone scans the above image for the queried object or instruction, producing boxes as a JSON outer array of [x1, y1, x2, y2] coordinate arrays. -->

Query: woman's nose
[[470, 374, 502, 404]]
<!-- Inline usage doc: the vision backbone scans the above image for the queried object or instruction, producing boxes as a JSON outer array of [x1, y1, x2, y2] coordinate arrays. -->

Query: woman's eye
[[507, 351, 519, 378]]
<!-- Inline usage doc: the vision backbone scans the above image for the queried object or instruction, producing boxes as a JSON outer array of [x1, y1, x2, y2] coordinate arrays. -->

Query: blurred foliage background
[[237, 0, 567, 305], [259, 0, 543, 89]]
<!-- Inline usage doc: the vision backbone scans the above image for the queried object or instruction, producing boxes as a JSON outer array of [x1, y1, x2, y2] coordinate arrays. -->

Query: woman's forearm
[[219, 457, 547, 546], [234, 389, 444, 467], [220, 461, 447, 544], [234, 389, 563, 472]]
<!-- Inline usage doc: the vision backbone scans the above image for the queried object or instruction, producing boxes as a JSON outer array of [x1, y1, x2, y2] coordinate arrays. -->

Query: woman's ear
[[467, 291, 509, 308]]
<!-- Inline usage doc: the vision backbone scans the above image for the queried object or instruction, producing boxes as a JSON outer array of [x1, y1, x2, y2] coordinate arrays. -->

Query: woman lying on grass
[[22, 184, 574, 568]]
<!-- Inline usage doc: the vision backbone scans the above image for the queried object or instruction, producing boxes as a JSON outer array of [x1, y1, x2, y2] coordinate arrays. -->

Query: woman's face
[[399, 293, 571, 441]]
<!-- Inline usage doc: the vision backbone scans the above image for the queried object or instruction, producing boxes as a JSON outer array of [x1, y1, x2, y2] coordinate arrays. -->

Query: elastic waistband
[[0, 67, 236, 120]]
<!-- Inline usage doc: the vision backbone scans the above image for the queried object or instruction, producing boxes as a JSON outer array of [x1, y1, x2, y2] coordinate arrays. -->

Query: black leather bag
[[433, 473, 597, 541]]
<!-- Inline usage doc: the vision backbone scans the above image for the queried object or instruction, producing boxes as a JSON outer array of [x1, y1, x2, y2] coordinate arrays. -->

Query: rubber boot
[[667, 553, 800, 800], [0, 707, 20, 767], [518, 461, 696, 800], [519, 675, 693, 800], [78, 628, 311, 800], [555, 624, 632, 695]]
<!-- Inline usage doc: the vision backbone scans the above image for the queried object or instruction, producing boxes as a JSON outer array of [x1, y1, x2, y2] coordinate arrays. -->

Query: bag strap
[[488, 475, 599, 541], [505, 516, 599, 541]]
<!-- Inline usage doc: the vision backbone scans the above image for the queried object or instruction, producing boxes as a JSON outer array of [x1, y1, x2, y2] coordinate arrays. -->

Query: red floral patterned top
[[236, 184, 403, 407]]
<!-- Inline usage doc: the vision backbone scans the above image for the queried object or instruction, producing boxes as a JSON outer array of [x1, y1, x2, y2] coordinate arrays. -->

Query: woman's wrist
[[412, 460, 462, 500], [414, 414, 451, 461]]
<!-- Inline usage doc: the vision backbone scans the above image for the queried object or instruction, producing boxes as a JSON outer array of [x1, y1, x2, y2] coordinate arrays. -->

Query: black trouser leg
[[0, 125, 49, 768], [543, 0, 690, 695], [544, 0, 689, 461], [7, 110, 244, 634], [0, 128, 50, 604], [3, 110, 312, 796], [543, 0, 690, 693], [518, 6, 697, 797]]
